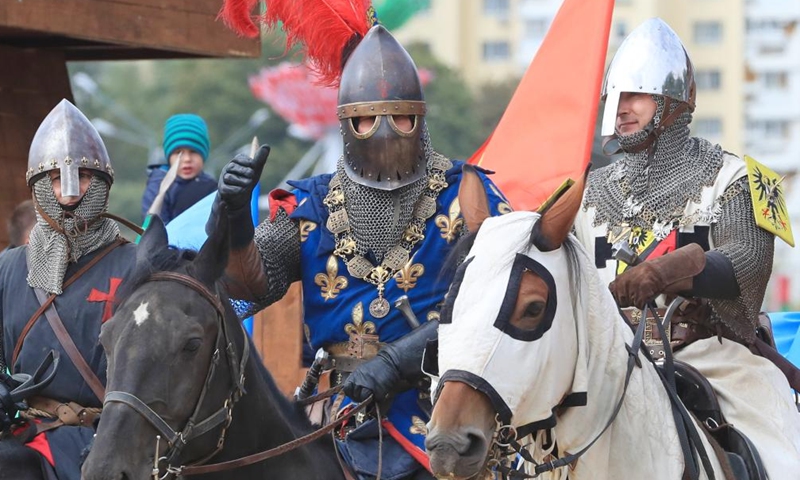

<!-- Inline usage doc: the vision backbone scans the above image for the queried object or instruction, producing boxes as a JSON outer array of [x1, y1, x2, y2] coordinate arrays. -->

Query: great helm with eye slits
[[26, 99, 114, 195], [337, 25, 427, 191], [600, 18, 696, 137]]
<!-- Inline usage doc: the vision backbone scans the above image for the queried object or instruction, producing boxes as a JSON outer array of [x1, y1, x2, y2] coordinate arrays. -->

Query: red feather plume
[[218, 0, 261, 38], [219, 0, 374, 87]]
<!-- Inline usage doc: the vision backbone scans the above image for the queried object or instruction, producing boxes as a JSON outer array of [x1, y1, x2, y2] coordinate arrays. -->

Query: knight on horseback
[[577, 18, 800, 475], [211, 24, 509, 480], [0, 99, 138, 480]]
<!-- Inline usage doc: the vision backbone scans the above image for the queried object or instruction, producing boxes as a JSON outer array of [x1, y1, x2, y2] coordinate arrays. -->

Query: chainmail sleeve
[[250, 208, 302, 308], [708, 176, 774, 344]]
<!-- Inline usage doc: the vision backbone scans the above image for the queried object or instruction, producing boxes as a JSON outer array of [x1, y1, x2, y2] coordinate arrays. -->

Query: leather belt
[[326, 339, 385, 373], [622, 306, 712, 359]]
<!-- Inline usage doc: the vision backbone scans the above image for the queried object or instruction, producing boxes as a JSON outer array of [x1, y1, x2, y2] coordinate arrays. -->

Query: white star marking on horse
[[133, 302, 149, 326]]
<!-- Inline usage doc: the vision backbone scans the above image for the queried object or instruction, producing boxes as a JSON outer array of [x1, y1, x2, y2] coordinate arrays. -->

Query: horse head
[[426, 166, 590, 479], [83, 212, 239, 480]]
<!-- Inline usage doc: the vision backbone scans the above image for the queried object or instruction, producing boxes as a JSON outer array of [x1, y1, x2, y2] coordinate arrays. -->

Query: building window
[[749, 120, 789, 139], [693, 21, 723, 44], [764, 120, 789, 138], [763, 71, 788, 89], [696, 69, 721, 90], [483, 41, 511, 61], [484, 0, 510, 18], [694, 118, 723, 138], [524, 18, 550, 40]]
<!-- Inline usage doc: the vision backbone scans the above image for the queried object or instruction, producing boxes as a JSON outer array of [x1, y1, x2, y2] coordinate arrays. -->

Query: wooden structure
[[253, 283, 307, 396], [0, 1, 309, 394], [0, 0, 259, 247]]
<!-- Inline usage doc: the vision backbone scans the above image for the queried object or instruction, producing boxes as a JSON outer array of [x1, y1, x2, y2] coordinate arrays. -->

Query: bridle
[[466, 302, 717, 479], [102, 270, 373, 479], [104, 271, 249, 480]]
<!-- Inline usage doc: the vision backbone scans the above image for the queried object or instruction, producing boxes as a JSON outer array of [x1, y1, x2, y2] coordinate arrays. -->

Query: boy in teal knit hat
[[141, 113, 217, 223]]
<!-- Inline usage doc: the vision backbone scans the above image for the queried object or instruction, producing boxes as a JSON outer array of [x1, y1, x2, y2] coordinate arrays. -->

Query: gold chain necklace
[[324, 154, 451, 318]]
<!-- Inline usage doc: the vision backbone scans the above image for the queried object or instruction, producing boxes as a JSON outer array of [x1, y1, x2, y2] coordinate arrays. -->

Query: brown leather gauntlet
[[610, 243, 706, 309], [222, 241, 270, 302]]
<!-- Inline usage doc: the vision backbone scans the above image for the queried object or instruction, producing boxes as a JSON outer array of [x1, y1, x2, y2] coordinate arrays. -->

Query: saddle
[[661, 360, 767, 480]]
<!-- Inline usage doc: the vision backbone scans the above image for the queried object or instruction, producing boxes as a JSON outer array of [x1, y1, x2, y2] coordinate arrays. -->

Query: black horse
[[82, 216, 344, 480], [0, 440, 48, 480]]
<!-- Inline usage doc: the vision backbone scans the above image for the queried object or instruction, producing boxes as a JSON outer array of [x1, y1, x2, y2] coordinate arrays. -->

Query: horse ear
[[136, 215, 168, 266], [459, 164, 492, 233], [534, 170, 588, 252], [193, 204, 231, 287]]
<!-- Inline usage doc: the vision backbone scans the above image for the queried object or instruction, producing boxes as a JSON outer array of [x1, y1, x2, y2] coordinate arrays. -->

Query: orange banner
[[469, 0, 615, 211]]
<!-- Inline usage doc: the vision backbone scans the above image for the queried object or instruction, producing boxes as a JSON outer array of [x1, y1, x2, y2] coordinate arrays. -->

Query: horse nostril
[[463, 431, 488, 459]]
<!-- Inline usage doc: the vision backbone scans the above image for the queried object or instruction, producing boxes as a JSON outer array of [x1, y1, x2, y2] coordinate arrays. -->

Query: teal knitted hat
[[163, 114, 210, 161]]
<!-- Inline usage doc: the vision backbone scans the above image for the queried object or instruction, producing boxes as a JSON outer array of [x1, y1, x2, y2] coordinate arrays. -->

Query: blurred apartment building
[[397, 0, 800, 306]]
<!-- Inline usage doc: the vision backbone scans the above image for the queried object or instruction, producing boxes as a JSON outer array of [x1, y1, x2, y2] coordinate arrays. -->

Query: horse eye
[[523, 301, 545, 319], [183, 338, 202, 352]]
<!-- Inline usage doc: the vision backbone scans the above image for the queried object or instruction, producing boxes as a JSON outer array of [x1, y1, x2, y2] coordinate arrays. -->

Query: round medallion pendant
[[369, 297, 390, 319]]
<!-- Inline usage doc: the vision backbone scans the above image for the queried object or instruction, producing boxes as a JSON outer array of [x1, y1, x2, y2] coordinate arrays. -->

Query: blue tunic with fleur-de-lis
[[287, 160, 509, 471]]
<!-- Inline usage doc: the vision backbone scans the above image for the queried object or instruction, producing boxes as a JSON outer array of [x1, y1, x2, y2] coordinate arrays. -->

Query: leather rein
[[488, 302, 717, 480], [103, 271, 369, 479]]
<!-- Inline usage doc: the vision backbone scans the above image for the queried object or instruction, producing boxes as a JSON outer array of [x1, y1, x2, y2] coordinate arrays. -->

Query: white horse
[[425, 167, 777, 480]]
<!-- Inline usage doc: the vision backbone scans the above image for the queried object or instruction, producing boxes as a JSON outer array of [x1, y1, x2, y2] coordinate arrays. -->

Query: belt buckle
[[632, 308, 669, 360], [346, 333, 380, 359]]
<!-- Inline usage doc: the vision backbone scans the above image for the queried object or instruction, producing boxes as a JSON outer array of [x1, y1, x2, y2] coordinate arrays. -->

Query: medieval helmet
[[338, 25, 427, 191], [600, 18, 696, 137], [26, 99, 114, 196]]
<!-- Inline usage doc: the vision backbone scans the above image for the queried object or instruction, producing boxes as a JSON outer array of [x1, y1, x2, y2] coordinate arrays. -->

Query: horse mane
[[115, 244, 314, 432], [115, 246, 198, 307]]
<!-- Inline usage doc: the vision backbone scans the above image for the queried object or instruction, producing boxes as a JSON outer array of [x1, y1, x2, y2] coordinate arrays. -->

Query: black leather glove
[[0, 371, 22, 433], [343, 320, 438, 402], [208, 145, 270, 249]]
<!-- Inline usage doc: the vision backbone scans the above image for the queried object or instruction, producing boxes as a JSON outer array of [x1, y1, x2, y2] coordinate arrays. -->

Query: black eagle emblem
[[752, 166, 787, 229]]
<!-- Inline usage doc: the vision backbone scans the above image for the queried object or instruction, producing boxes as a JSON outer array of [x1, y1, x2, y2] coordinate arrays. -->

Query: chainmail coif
[[586, 96, 725, 231], [585, 95, 773, 343], [27, 175, 120, 295]]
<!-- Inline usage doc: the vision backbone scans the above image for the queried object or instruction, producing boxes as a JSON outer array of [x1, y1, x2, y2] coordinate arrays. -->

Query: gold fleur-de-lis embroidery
[[333, 237, 357, 257], [395, 260, 425, 292], [427, 311, 440, 322], [299, 220, 317, 242], [410, 416, 428, 436], [345, 303, 376, 337], [490, 183, 511, 204], [435, 198, 464, 243], [314, 256, 348, 301]]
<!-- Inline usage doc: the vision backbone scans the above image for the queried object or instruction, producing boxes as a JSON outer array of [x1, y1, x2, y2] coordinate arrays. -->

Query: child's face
[[170, 148, 205, 180]]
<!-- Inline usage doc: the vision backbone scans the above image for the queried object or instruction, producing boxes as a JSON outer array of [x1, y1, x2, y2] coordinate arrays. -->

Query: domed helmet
[[337, 25, 427, 191], [26, 99, 114, 195], [600, 18, 696, 137]]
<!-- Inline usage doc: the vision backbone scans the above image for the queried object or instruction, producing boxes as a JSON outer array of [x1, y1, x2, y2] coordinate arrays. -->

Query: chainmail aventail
[[27, 176, 120, 295]]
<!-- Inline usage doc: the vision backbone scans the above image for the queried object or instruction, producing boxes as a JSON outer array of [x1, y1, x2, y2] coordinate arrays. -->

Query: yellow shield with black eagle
[[745, 155, 794, 247]]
